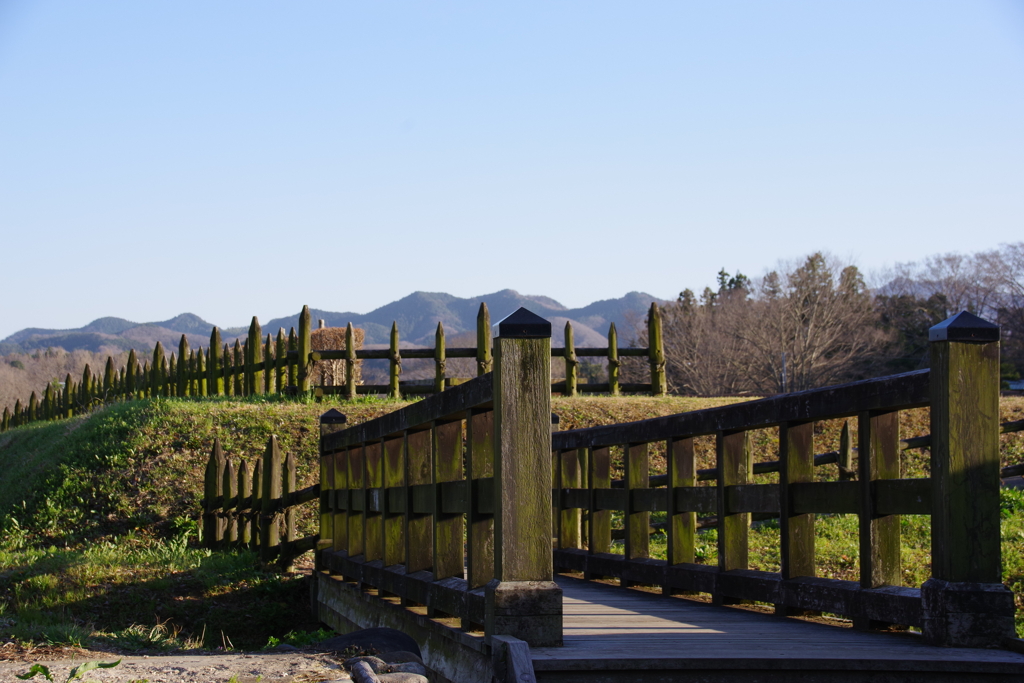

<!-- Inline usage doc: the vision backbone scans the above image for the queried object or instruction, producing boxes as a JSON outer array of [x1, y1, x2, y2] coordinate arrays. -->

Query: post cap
[[319, 408, 348, 424], [929, 311, 1000, 343], [497, 307, 552, 338]]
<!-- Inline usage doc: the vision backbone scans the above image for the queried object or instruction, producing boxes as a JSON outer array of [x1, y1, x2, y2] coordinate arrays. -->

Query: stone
[[320, 627, 421, 658], [377, 673, 429, 683], [377, 651, 423, 666], [345, 656, 387, 674], [387, 662, 428, 676]]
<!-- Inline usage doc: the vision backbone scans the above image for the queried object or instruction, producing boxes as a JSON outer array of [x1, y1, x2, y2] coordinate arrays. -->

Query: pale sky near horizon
[[1, 1, 1022, 340]]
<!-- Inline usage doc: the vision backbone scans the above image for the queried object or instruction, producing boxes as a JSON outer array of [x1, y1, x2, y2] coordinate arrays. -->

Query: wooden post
[[648, 303, 666, 396], [264, 334, 273, 394], [364, 442, 383, 564], [922, 312, 1014, 647], [467, 410, 495, 590], [203, 439, 225, 548], [238, 461, 251, 546], [250, 459, 262, 551], [383, 435, 406, 568], [197, 347, 207, 397], [298, 306, 311, 394], [260, 436, 282, 563], [433, 419, 465, 582], [222, 343, 232, 397], [168, 354, 177, 397], [404, 429, 432, 575], [283, 449, 296, 568], [347, 444, 365, 559], [232, 341, 243, 396], [388, 322, 401, 399], [345, 323, 357, 400], [178, 335, 189, 396], [477, 302, 492, 376], [332, 448, 347, 555], [779, 421, 815, 615], [248, 317, 263, 395], [666, 437, 696, 568], [288, 327, 298, 390], [223, 457, 237, 544], [564, 321, 577, 397], [126, 350, 138, 399], [608, 323, 620, 396], [104, 357, 115, 398], [716, 430, 751, 604], [434, 322, 446, 394], [558, 449, 582, 549], [1, 407, 9, 432], [486, 307, 561, 647], [64, 374, 73, 417], [276, 329, 287, 394], [623, 443, 650, 586], [28, 392, 38, 423], [856, 408, 900, 630], [209, 328, 222, 395], [586, 446, 612, 579]]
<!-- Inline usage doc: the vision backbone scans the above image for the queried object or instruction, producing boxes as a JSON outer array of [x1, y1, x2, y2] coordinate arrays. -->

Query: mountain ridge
[[1, 289, 665, 355]]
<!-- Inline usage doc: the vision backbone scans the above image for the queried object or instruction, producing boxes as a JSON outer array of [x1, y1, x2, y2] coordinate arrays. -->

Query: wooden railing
[[551, 311, 1017, 648], [1, 301, 666, 432], [316, 307, 563, 647], [201, 435, 320, 569]]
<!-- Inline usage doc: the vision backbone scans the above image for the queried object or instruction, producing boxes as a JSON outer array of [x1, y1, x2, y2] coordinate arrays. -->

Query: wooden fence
[[201, 435, 322, 569], [316, 309, 1020, 649], [0, 302, 666, 433]]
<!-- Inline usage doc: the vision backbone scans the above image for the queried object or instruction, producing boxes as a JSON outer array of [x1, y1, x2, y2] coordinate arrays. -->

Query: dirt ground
[[0, 644, 352, 682]]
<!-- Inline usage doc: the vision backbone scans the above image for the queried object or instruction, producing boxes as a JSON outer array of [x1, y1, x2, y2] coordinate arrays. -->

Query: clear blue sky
[[1, 1, 1022, 339]]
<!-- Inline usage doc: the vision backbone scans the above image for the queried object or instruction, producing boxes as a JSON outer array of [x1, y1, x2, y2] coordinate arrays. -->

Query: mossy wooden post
[[319, 448, 333, 557], [476, 302, 492, 376], [838, 421, 854, 480], [563, 321, 578, 397], [43, 385, 53, 420], [197, 348, 207, 397], [204, 439, 226, 548], [666, 437, 696, 572], [557, 449, 582, 550], [298, 306, 312, 394], [287, 327, 298, 390], [382, 435, 405, 568], [607, 323, 620, 396], [467, 410, 495, 592], [364, 442, 383, 566], [13, 399, 22, 427], [126, 350, 137, 398], [118, 367, 126, 399], [347, 444, 365, 561], [648, 303, 666, 396], [238, 460, 251, 546], [404, 428, 432, 577], [79, 364, 91, 409], [715, 430, 752, 605], [264, 334, 273, 394], [223, 343, 233, 397], [283, 449, 297, 569], [622, 442, 650, 587], [28, 392, 38, 423], [248, 317, 263, 396], [486, 307, 561, 647], [142, 362, 150, 399], [250, 460, 262, 551], [104, 357, 115, 398], [276, 329, 287, 394], [151, 343, 165, 398], [168, 354, 177, 396], [586, 445, 612, 579], [388, 322, 401, 399], [922, 312, 1015, 647], [433, 418, 465, 583], [223, 457, 237, 544], [232, 341, 243, 396], [177, 335, 189, 396], [209, 328, 223, 396], [1, 407, 9, 432], [856, 407, 900, 630], [260, 435, 283, 563], [345, 323, 357, 400], [64, 374, 73, 417], [434, 322, 446, 394], [779, 420, 815, 615]]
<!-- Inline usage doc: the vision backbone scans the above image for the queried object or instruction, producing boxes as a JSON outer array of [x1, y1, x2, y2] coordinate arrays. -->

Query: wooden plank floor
[[529, 575, 1024, 678]]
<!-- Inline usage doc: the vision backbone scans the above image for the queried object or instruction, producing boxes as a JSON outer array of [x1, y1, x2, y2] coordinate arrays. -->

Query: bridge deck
[[529, 575, 1024, 681]]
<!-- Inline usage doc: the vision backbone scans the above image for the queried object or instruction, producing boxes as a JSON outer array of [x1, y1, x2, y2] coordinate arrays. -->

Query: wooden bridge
[[311, 307, 1024, 682]]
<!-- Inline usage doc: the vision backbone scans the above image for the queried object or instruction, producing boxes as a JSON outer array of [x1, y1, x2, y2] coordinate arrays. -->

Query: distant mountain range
[[0, 290, 664, 356]]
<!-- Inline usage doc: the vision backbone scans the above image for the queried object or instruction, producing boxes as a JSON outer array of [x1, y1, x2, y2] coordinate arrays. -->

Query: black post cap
[[319, 408, 348, 424], [929, 311, 1000, 343], [497, 307, 552, 339]]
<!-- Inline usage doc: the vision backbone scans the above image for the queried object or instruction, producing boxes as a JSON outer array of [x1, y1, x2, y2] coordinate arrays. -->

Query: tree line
[[626, 244, 1024, 396]]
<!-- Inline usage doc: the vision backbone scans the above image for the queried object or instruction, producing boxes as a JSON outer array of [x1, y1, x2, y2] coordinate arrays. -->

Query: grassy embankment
[[0, 394, 1022, 652]]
